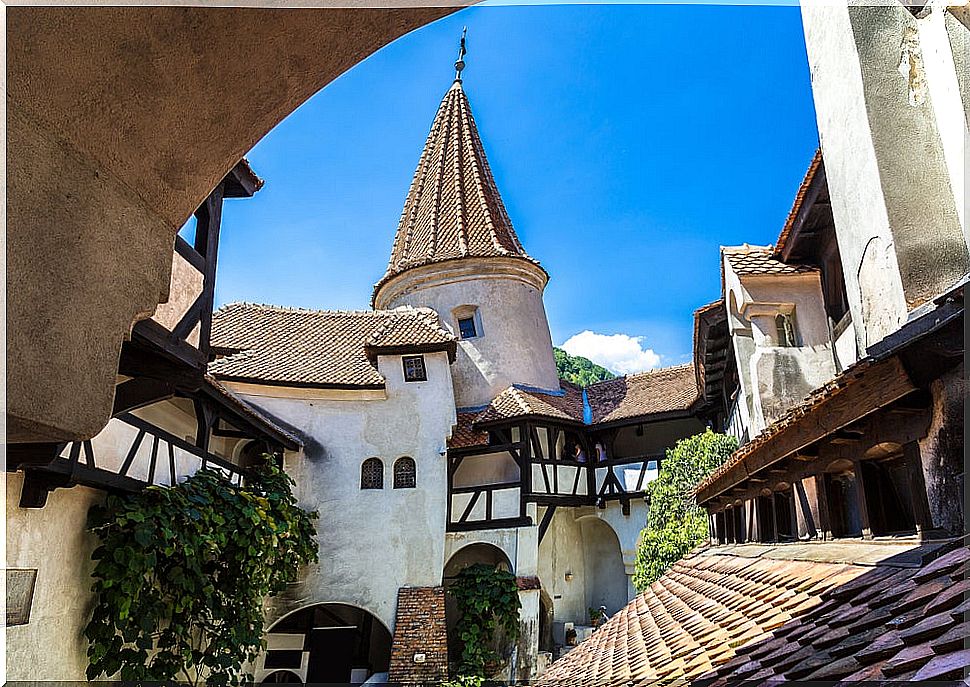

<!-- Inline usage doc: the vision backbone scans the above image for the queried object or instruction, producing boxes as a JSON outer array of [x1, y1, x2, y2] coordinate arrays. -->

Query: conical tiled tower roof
[[373, 79, 543, 301]]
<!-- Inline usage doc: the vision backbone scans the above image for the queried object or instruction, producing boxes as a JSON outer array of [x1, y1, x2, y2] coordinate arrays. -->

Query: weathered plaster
[[7, 5, 458, 442], [6, 475, 103, 681], [375, 257, 560, 408], [229, 351, 457, 632]]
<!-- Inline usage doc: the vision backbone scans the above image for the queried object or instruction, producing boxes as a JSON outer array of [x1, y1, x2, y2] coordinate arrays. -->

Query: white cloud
[[561, 331, 661, 376]]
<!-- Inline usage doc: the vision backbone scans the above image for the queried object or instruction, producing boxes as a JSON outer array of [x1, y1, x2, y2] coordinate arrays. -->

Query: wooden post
[[852, 460, 873, 539], [903, 441, 934, 536]]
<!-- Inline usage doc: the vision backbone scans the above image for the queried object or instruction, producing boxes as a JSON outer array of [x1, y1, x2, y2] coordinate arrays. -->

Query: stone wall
[[388, 587, 449, 683]]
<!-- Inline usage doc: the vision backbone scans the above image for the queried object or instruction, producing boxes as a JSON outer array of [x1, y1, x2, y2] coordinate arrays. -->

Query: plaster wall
[[7, 6, 456, 443], [152, 251, 204, 347], [537, 507, 638, 627], [444, 512, 540, 578], [227, 351, 457, 631], [751, 347, 837, 425], [801, 2, 968, 351], [612, 418, 707, 458], [724, 258, 838, 431], [6, 474, 103, 681], [375, 259, 559, 408], [917, 5, 968, 237]]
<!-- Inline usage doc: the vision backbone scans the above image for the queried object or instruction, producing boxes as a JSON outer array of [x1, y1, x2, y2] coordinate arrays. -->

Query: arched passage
[[442, 543, 514, 672], [577, 516, 628, 617], [258, 603, 392, 685]]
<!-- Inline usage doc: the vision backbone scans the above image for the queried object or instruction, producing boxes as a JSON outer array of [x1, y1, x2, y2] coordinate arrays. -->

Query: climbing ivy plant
[[448, 563, 521, 678], [84, 455, 318, 685]]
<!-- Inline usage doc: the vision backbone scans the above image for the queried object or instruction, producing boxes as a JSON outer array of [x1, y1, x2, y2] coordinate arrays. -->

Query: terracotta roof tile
[[586, 364, 698, 425], [723, 246, 819, 277], [373, 80, 543, 302], [447, 412, 489, 449], [474, 381, 585, 425], [209, 303, 454, 388], [536, 540, 969, 686]]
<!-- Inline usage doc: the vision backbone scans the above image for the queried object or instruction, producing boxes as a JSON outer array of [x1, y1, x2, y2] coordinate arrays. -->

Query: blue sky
[[208, 4, 818, 372]]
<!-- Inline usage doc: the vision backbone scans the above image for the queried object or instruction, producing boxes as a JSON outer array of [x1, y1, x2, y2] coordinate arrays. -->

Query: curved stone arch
[[265, 599, 392, 638], [443, 541, 514, 579], [9, 6, 464, 442]]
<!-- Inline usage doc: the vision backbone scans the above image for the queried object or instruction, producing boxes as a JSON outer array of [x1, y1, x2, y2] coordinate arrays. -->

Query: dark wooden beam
[[537, 506, 556, 544], [112, 378, 176, 417]]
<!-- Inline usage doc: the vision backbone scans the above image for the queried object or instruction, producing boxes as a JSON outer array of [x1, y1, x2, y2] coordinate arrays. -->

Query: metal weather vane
[[455, 26, 467, 82]]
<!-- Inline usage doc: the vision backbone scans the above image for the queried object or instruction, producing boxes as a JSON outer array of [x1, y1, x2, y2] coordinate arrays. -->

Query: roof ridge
[[217, 302, 446, 318], [587, 363, 693, 387]]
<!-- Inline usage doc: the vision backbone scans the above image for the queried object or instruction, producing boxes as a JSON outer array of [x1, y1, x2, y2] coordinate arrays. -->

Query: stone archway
[[442, 543, 515, 673], [258, 602, 393, 684], [7, 5, 465, 443]]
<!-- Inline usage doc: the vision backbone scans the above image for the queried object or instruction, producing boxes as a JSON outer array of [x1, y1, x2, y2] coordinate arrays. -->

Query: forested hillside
[[554, 347, 616, 387]]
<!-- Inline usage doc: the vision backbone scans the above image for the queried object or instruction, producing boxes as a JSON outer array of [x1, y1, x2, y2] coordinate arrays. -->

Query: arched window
[[361, 458, 384, 490], [393, 457, 416, 489]]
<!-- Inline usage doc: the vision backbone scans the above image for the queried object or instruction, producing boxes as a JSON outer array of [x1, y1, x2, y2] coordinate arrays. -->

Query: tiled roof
[[586, 364, 698, 425], [373, 80, 542, 301], [209, 303, 454, 388], [774, 149, 823, 259], [723, 246, 819, 277], [537, 541, 970, 686], [475, 381, 585, 426], [448, 412, 489, 449]]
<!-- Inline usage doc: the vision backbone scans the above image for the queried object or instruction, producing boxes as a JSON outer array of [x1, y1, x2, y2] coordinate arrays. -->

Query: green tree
[[554, 347, 616, 387], [84, 456, 318, 685], [633, 430, 737, 590]]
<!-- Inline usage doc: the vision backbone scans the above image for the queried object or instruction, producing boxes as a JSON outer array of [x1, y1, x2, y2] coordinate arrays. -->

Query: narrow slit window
[[458, 316, 478, 339], [775, 313, 798, 347], [402, 355, 427, 382], [361, 458, 384, 489]]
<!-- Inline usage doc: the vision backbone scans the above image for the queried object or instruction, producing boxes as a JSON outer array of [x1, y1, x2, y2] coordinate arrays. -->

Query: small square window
[[402, 355, 427, 382], [458, 316, 478, 339]]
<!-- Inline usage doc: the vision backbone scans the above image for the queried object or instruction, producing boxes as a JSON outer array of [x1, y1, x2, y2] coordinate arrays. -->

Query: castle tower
[[373, 48, 559, 409]]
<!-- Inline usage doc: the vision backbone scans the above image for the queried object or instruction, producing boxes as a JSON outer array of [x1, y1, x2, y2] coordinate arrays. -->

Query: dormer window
[[458, 316, 478, 339], [402, 355, 427, 382]]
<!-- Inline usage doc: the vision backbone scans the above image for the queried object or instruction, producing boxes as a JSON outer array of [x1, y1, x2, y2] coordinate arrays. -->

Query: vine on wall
[[84, 456, 318, 685], [448, 563, 521, 678]]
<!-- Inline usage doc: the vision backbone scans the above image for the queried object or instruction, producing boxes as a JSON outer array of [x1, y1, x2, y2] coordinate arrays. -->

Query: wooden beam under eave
[[696, 355, 917, 505]]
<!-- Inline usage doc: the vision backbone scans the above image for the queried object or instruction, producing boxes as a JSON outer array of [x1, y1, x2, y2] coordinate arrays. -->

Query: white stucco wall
[[374, 258, 560, 409], [537, 505, 638, 629], [6, 474, 103, 681], [802, 1, 968, 348], [227, 351, 457, 631]]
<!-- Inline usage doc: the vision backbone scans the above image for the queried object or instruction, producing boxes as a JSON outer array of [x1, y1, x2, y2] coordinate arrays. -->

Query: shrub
[[633, 430, 737, 590]]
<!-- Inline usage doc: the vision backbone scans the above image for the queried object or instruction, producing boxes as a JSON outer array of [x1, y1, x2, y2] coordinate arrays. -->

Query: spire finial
[[454, 26, 467, 82]]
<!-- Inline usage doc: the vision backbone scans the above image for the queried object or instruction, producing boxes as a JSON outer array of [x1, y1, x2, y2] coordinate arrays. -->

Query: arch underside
[[7, 5, 465, 443]]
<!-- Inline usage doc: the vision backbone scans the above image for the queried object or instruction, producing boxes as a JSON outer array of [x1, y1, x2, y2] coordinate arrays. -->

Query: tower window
[[361, 458, 384, 490], [402, 355, 427, 382], [393, 457, 416, 489], [458, 316, 478, 339]]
